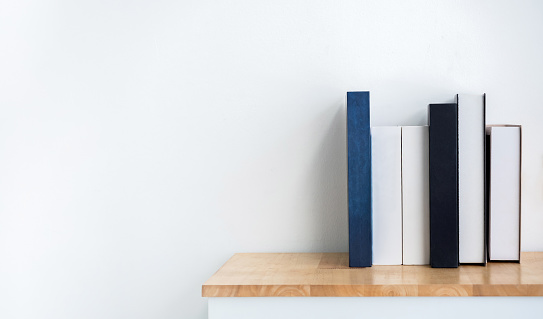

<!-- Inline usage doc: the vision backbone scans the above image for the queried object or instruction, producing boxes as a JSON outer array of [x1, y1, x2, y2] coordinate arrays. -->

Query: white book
[[401, 126, 430, 265], [457, 94, 486, 264], [371, 126, 402, 265], [488, 125, 521, 261]]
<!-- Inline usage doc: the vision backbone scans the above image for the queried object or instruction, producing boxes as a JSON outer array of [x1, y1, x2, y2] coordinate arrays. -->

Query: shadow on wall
[[309, 101, 349, 252], [215, 97, 354, 253]]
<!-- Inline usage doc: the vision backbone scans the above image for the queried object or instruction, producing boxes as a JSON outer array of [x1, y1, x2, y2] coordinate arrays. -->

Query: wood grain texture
[[202, 252, 543, 297]]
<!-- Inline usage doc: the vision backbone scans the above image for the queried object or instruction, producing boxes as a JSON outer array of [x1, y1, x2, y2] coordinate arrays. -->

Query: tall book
[[428, 103, 459, 268], [371, 126, 402, 265], [347, 91, 372, 267], [402, 126, 430, 265], [457, 94, 486, 264], [487, 125, 521, 262]]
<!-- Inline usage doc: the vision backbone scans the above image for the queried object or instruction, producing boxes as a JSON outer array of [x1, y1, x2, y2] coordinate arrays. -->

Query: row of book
[[347, 92, 521, 268]]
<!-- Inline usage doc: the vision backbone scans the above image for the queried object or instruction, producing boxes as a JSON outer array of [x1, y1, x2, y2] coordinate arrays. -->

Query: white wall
[[0, 1, 542, 318]]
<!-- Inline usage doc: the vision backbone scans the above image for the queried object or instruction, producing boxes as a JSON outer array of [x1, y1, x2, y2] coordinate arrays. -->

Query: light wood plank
[[202, 252, 543, 297]]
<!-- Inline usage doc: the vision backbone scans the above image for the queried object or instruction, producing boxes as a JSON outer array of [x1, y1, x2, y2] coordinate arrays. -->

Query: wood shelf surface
[[202, 252, 543, 297]]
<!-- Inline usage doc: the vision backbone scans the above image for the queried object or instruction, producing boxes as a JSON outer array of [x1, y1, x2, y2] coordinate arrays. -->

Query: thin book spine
[[347, 91, 372, 267], [457, 94, 486, 265], [401, 126, 430, 265], [372, 126, 402, 265], [487, 125, 521, 262], [429, 103, 459, 268]]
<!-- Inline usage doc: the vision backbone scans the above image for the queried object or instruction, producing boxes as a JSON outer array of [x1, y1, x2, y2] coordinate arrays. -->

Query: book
[[401, 126, 430, 265], [371, 126, 402, 265], [457, 94, 486, 264], [428, 103, 459, 268], [487, 125, 521, 262], [347, 91, 372, 267]]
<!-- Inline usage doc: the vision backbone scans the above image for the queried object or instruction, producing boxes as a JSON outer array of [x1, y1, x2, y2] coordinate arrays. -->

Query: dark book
[[428, 103, 459, 268], [347, 91, 372, 267]]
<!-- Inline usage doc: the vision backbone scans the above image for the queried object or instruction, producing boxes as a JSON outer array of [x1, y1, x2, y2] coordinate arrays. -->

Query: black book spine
[[428, 103, 459, 268]]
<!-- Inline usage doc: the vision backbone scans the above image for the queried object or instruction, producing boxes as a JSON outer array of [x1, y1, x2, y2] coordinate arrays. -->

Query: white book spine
[[489, 126, 521, 261], [371, 126, 402, 265], [457, 94, 486, 264], [401, 126, 430, 265]]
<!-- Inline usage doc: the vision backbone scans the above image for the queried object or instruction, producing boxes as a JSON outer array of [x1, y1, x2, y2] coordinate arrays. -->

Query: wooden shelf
[[202, 252, 543, 297]]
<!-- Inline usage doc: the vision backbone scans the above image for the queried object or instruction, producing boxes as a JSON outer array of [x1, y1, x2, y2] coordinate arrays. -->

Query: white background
[[1, 1, 542, 318]]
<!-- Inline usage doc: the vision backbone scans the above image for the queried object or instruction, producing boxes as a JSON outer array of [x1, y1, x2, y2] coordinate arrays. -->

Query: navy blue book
[[428, 103, 459, 268], [347, 91, 372, 267]]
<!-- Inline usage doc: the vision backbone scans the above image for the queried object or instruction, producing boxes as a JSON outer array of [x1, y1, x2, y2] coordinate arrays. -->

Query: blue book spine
[[428, 103, 459, 268], [347, 91, 372, 267]]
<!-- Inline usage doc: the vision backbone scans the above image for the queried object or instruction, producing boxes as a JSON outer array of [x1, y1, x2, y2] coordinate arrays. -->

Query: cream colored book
[[487, 125, 521, 261], [371, 126, 402, 265], [402, 126, 430, 265], [457, 94, 486, 264]]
